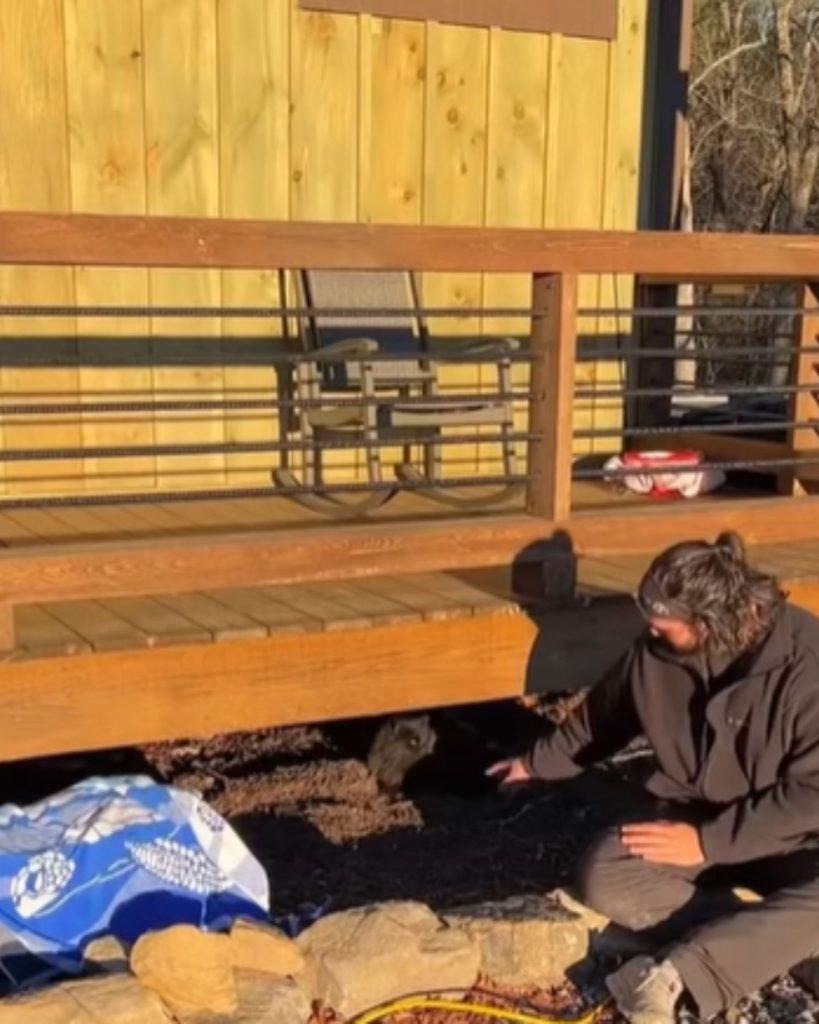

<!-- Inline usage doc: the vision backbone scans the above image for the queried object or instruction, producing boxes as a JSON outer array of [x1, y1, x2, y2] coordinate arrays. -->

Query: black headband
[[636, 572, 693, 620], [636, 545, 722, 621]]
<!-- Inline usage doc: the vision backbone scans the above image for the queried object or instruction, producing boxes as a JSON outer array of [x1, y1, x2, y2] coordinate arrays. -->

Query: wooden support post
[[526, 272, 578, 521], [626, 280, 677, 432], [788, 283, 819, 495]]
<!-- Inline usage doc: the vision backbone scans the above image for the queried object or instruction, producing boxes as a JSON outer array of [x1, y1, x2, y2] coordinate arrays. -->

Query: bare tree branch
[[691, 36, 769, 89]]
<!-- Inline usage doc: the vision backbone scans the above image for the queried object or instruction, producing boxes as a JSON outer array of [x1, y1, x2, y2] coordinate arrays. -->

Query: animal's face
[[367, 715, 437, 794], [391, 718, 437, 757]]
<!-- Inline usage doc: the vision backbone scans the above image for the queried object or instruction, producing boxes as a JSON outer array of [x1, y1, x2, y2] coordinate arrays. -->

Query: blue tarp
[[0, 775, 269, 989]]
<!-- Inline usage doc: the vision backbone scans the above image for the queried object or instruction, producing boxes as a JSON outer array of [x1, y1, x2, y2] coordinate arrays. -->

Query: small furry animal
[[339, 694, 590, 799], [366, 715, 438, 796]]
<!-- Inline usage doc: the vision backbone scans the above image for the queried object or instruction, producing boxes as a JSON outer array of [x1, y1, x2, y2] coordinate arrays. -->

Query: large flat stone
[[298, 901, 479, 1017], [176, 971, 312, 1024], [234, 970, 312, 1024], [130, 925, 238, 1016], [229, 918, 305, 977], [0, 974, 171, 1023], [444, 892, 592, 987]]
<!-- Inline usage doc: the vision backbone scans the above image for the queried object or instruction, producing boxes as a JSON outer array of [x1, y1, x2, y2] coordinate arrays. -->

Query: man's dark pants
[[576, 824, 819, 1018]]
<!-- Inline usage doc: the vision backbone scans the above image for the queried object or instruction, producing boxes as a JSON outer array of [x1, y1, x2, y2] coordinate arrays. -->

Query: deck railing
[[0, 211, 817, 647]]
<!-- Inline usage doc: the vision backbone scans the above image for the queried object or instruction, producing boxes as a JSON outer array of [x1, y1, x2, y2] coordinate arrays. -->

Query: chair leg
[[273, 467, 396, 517], [272, 355, 397, 517], [395, 462, 523, 510], [398, 354, 523, 509]]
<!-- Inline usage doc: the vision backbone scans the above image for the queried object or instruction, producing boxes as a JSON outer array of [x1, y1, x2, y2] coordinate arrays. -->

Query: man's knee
[[574, 828, 658, 929], [575, 829, 633, 918]]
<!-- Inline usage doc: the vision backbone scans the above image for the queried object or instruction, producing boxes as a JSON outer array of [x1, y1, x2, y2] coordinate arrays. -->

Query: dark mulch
[[144, 723, 643, 914]]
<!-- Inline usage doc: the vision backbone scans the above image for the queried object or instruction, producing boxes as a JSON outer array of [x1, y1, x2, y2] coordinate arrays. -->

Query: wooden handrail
[[1, 211, 819, 279]]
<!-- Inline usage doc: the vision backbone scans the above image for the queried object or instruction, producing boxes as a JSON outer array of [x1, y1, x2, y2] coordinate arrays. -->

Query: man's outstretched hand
[[486, 758, 533, 786], [621, 821, 705, 867]]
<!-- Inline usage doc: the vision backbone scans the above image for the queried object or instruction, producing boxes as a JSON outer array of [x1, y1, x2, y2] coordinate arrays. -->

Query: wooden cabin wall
[[0, 0, 647, 496]]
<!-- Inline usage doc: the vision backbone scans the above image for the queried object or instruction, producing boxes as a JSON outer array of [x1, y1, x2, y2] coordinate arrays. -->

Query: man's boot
[[606, 956, 684, 1024], [791, 957, 819, 998]]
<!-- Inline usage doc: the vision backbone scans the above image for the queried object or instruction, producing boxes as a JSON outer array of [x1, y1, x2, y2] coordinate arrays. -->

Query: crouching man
[[490, 531, 819, 1023]]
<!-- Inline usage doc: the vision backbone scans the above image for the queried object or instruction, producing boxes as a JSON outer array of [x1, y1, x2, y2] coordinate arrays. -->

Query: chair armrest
[[314, 338, 379, 360], [428, 336, 521, 359]]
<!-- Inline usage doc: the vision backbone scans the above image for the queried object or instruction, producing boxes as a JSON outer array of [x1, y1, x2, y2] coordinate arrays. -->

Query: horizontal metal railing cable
[[0, 302, 812, 319], [0, 390, 538, 417], [575, 382, 818, 400], [0, 430, 538, 463], [0, 303, 542, 319], [0, 475, 535, 511], [0, 350, 537, 368], [575, 420, 814, 440], [0, 346, 811, 371], [569, 345, 814, 361]]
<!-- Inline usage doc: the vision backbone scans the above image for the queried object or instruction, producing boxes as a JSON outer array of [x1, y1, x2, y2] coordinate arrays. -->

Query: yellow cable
[[349, 995, 609, 1024]]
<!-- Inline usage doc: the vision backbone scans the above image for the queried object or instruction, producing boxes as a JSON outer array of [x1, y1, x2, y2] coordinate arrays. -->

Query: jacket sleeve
[[700, 679, 819, 864], [523, 646, 642, 781]]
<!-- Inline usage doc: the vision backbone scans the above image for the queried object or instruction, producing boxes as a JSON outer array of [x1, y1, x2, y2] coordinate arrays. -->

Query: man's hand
[[486, 758, 533, 786], [621, 821, 705, 867]]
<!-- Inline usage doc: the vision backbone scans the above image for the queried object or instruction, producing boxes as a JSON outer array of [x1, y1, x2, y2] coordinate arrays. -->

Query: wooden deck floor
[[0, 479, 771, 549], [4, 570, 519, 660]]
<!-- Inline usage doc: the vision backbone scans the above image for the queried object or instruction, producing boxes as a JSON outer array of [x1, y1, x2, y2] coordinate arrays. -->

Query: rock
[[0, 974, 171, 1023], [444, 893, 591, 987], [229, 917, 306, 977], [130, 925, 238, 1016], [298, 901, 479, 1017], [84, 934, 130, 973], [170, 971, 312, 1024], [234, 970, 312, 1023]]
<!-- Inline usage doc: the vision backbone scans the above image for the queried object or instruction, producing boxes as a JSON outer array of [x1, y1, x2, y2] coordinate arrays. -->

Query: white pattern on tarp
[[11, 852, 76, 919], [125, 838, 230, 895], [63, 799, 163, 844]]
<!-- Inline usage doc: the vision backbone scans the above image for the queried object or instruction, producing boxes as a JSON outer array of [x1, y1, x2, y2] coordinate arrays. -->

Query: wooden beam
[[0, 612, 536, 761], [3, 571, 818, 763], [2, 212, 819, 279], [640, 0, 692, 231], [567, 498, 819, 554], [784, 582, 819, 617], [791, 284, 819, 494], [628, 282, 678, 428], [0, 517, 557, 607], [0, 595, 653, 762], [527, 273, 577, 519]]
